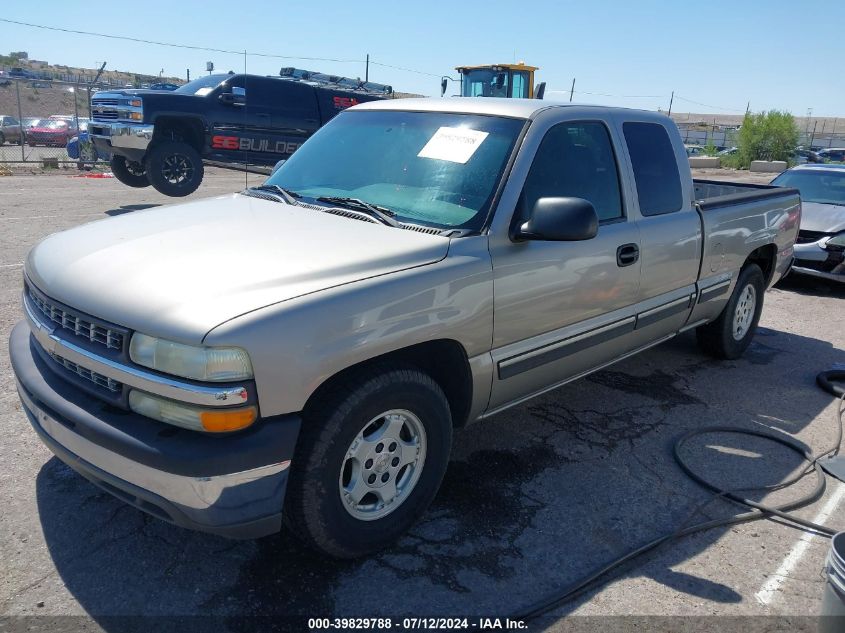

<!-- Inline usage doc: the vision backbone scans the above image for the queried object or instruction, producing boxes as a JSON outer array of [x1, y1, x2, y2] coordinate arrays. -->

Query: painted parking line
[[755, 483, 845, 605]]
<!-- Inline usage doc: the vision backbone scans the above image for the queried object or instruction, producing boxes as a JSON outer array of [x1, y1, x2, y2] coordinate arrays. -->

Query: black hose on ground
[[819, 370, 845, 398], [513, 370, 845, 620]]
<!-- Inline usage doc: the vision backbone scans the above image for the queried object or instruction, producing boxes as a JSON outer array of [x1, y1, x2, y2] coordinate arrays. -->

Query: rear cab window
[[623, 122, 683, 216]]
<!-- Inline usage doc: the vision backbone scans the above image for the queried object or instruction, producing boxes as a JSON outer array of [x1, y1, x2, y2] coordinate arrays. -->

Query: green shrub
[[736, 110, 799, 169]]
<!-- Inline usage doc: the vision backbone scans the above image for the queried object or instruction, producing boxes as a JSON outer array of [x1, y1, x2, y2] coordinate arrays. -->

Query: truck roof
[[352, 97, 673, 122]]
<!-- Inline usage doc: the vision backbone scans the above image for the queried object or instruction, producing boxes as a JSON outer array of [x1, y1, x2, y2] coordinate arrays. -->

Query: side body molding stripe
[[498, 317, 636, 380]]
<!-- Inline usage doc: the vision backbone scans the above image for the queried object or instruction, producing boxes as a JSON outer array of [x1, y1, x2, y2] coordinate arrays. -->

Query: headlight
[[128, 98, 142, 108], [129, 390, 257, 432], [129, 333, 253, 382], [128, 111, 143, 121], [826, 233, 845, 250]]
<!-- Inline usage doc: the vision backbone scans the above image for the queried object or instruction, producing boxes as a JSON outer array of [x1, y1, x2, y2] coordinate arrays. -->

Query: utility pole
[[187, 68, 190, 81], [569, 78, 575, 102], [667, 91, 674, 116], [809, 120, 818, 149], [15, 79, 24, 161], [745, 101, 750, 116], [88, 62, 107, 120], [365, 54, 369, 83]]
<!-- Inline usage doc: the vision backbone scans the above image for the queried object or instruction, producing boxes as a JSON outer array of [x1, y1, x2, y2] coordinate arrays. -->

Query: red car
[[27, 119, 76, 147]]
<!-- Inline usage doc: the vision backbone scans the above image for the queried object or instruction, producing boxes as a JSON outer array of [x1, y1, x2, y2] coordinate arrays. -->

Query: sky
[[2, 0, 844, 117]]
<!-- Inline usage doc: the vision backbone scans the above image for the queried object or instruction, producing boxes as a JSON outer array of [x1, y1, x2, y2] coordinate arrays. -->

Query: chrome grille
[[27, 287, 124, 350], [92, 110, 119, 121], [92, 98, 119, 106], [48, 351, 122, 393]]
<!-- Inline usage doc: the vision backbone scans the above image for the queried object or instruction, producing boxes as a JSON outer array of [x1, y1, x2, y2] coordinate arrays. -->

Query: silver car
[[0, 115, 24, 145], [771, 164, 845, 282]]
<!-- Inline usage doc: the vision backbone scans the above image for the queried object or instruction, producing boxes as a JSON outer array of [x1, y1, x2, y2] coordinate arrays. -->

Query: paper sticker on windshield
[[418, 127, 489, 164]]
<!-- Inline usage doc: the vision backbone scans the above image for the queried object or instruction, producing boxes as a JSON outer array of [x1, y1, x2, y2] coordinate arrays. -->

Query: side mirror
[[513, 197, 599, 242], [219, 91, 245, 106], [534, 82, 546, 100], [440, 78, 448, 97]]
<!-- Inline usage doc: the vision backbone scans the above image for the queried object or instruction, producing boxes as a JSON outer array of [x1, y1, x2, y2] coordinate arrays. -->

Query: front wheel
[[696, 263, 765, 359], [284, 365, 453, 558], [144, 140, 204, 197], [110, 156, 150, 188]]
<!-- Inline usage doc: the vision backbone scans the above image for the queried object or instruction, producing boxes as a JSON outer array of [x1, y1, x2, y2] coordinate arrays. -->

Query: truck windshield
[[266, 110, 525, 231], [174, 74, 230, 96], [771, 170, 845, 205]]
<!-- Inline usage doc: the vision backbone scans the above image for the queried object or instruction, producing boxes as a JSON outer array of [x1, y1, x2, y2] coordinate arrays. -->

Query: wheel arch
[[303, 339, 474, 428], [150, 115, 205, 151], [743, 243, 777, 285]]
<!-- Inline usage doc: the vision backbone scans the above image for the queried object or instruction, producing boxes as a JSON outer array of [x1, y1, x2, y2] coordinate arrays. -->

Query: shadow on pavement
[[776, 274, 845, 299], [105, 204, 161, 217], [35, 325, 841, 624]]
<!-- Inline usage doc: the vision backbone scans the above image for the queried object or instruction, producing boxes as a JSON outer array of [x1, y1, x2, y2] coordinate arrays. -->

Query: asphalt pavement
[[0, 169, 843, 632]]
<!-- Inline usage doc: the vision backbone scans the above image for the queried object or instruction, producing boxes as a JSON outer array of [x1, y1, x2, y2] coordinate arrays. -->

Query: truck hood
[[26, 194, 450, 343], [800, 201, 845, 234]]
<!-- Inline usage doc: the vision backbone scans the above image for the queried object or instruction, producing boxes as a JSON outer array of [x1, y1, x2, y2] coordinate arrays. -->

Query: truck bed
[[694, 179, 796, 210]]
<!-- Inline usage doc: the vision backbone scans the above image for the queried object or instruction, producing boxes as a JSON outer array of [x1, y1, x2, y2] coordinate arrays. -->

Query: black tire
[[144, 140, 203, 197], [110, 156, 150, 188], [697, 263, 765, 360], [284, 364, 453, 558], [0, 132, 5, 146]]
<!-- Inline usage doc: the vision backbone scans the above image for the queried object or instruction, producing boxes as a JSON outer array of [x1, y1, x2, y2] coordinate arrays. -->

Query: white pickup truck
[[11, 98, 800, 558]]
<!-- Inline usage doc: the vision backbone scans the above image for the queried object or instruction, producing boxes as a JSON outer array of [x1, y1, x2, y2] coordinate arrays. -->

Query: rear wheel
[[144, 140, 204, 197], [0, 132, 5, 146], [697, 263, 765, 359], [284, 365, 452, 558], [110, 156, 150, 188]]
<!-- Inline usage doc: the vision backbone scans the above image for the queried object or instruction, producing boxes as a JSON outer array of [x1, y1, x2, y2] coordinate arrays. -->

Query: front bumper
[[89, 121, 154, 162], [793, 240, 845, 283], [10, 321, 301, 538]]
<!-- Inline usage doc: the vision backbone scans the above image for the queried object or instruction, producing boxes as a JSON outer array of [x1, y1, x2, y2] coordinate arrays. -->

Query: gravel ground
[[0, 169, 843, 632]]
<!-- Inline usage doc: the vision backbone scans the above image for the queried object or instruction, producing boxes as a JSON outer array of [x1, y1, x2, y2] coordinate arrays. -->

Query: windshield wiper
[[243, 184, 302, 206], [316, 196, 400, 227]]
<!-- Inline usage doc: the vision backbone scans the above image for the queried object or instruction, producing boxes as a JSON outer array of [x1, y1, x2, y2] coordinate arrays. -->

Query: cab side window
[[623, 122, 683, 216], [521, 121, 624, 222]]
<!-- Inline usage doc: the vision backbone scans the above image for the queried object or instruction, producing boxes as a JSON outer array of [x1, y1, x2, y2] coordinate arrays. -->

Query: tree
[[735, 110, 799, 168]]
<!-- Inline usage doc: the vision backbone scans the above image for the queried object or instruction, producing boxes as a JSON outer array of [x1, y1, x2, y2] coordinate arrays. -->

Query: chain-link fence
[[0, 76, 105, 165]]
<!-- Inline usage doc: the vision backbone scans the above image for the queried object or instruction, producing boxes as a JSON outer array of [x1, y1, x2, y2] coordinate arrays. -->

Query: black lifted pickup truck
[[89, 72, 391, 196]]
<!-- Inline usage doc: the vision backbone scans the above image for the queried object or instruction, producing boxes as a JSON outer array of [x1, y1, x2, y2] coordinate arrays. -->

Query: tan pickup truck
[[11, 98, 800, 557]]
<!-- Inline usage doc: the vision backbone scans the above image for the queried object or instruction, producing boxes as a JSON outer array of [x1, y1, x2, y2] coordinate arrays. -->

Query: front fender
[[203, 237, 494, 417]]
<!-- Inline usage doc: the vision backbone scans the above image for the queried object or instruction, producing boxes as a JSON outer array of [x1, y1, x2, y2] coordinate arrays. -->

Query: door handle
[[616, 243, 640, 267]]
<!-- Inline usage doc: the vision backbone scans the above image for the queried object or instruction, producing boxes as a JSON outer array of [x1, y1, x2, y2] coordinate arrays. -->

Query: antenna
[[244, 50, 248, 190]]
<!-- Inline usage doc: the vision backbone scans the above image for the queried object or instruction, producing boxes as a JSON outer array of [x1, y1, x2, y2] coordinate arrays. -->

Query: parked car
[[10, 100, 800, 557], [771, 164, 845, 282], [22, 117, 44, 129], [148, 82, 180, 91], [718, 147, 738, 156], [67, 131, 109, 164], [8, 67, 37, 79], [26, 119, 76, 147], [685, 144, 705, 156], [816, 148, 845, 163], [0, 115, 24, 145], [794, 148, 823, 164], [89, 71, 391, 196]]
